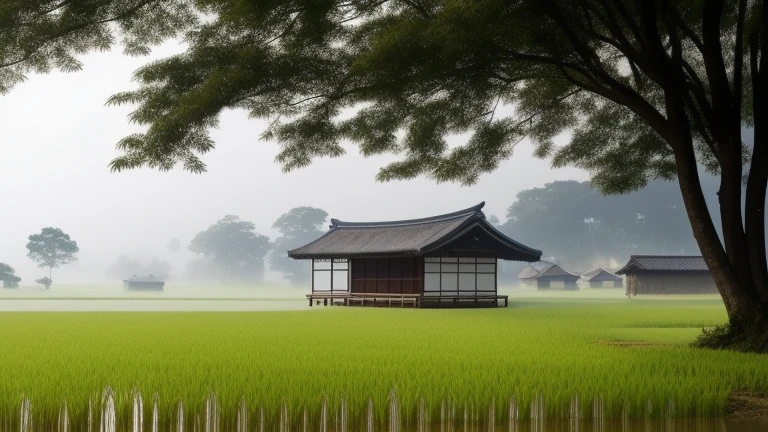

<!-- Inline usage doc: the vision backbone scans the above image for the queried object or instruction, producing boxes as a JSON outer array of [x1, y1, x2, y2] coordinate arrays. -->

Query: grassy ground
[[0, 292, 766, 430]]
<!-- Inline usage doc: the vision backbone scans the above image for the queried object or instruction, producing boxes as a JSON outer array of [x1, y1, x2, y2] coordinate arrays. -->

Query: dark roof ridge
[[329, 202, 485, 229], [628, 254, 704, 258]]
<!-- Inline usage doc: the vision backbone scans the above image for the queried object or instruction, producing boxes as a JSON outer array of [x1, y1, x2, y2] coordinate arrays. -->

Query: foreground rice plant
[[0, 297, 765, 430]]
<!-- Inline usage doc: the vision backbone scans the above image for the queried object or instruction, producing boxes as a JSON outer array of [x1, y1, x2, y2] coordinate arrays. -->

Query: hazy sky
[[0, 43, 588, 283]]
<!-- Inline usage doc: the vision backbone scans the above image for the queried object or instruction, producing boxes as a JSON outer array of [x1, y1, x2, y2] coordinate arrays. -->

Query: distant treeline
[[105, 207, 328, 286], [495, 174, 742, 282]]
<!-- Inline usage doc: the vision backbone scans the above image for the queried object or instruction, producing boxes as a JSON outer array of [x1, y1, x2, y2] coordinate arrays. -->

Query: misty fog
[[0, 42, 589, 285]]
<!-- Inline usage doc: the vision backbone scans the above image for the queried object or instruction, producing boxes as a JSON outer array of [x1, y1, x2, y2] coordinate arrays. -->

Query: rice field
[[0, 293, 766, 431]]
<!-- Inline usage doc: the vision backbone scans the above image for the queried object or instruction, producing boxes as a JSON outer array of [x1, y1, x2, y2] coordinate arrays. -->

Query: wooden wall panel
[[350, 257, 423, 294]]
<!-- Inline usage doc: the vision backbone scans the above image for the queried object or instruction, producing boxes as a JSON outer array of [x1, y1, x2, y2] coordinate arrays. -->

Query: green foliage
[[270, 207, 328, 285], [0, 299, 765, 429], [35, 276, 52, 289], [92, 0, 752, 194], [695, 324, 768, 354], [0, 262, 14, 276], [0, 0, 195, 94], [26, 227, 79, 279], [189, 215, 270, 285], [0, 262, 21, 288]]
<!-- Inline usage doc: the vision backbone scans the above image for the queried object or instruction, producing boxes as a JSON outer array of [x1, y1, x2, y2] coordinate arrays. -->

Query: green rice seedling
[[0, 297, 765, 430]]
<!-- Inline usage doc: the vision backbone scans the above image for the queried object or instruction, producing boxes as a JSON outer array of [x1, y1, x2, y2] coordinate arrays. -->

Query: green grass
[[0, 297, 766, 430]]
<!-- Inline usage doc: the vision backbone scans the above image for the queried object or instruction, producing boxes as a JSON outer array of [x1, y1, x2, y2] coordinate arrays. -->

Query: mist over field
[[2, 42, 735, 288], [0, 43, 593, 286]]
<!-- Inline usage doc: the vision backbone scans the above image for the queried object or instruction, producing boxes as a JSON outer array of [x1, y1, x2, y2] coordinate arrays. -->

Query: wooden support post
[[311, 259, 315, 293]]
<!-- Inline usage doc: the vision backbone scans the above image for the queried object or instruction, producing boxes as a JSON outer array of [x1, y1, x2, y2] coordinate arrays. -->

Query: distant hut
[[616, 255, 717, 296], [288, 202, 542, 308], [518, 261, 580, 290], [123, 275, 165, 291], [580, 268, 623, 288]]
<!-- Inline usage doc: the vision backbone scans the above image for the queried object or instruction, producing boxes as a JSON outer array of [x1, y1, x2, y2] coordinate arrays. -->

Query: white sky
[[0, 43, 588, 283]]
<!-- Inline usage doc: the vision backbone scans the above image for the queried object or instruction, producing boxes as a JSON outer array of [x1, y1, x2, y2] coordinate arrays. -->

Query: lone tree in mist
[[3, 1, 768, 350], [26, 227, 79, 287], [189, 215, 271, 285], [271, 207, 329, 285]]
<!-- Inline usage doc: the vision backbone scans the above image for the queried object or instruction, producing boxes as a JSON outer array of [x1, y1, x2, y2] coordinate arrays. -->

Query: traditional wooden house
[[580, 268, 623, 288], [518, 261, 579, 290], [288, 202, 542, 308], [123, 275, 165, 291], [616, 255, 717, 296]]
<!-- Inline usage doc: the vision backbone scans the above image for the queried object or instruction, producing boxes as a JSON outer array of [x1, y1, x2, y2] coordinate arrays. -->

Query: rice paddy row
[[0, 297, 765, 429]]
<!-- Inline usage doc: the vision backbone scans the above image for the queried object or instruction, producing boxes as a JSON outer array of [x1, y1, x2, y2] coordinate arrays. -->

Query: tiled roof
[[518, 261, 578, 280], [288, 202, 541, 261], [580, 268, 621, 281], [616, 255, 708, 274]]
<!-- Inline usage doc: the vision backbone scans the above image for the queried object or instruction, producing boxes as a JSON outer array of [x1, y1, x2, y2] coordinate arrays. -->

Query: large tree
[[26, 227, 79, 284], [189, 215, 271, 285], [270, 207, 329, 285], [3, 1, 767, 348]]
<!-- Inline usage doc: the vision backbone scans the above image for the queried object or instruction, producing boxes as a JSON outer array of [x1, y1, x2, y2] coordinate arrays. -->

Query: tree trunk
[[673, 140, 767, 332]]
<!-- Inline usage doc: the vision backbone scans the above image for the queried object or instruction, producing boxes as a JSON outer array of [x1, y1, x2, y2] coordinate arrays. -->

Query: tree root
[[693, 324, 768, 353]]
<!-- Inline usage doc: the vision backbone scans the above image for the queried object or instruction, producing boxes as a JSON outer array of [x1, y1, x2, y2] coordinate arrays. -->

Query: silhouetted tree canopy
[[189, 215, 270, 285], [0, 1, 194, 94], [270, 207, 328, 285]]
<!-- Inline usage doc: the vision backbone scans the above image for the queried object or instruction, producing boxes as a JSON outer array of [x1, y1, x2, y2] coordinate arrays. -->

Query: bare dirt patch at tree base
[[726, 392, 768, 419]]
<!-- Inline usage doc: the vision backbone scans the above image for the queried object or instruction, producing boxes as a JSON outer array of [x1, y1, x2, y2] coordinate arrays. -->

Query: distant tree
[[189, 215, 271, 285], [270, 207, 328, 285], [107, 255, 172, 279], [26, 227, 79, 286], [35, 277, 52, 290], [167, 238, 182, 252], [0, 263, 21, 288], [181, 256, 220, 284], [145, 257, 172, 277], [501, 176, 721, 271], [106, 255, 142, 279]]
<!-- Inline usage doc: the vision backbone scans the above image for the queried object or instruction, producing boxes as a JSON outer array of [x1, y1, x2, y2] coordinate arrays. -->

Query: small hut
[[123, 275, 165, 291], [616, 255, 717, 296], [580, 268, 623, 288], [518, 261, 580, 290], [288, 202, 542, 308]]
